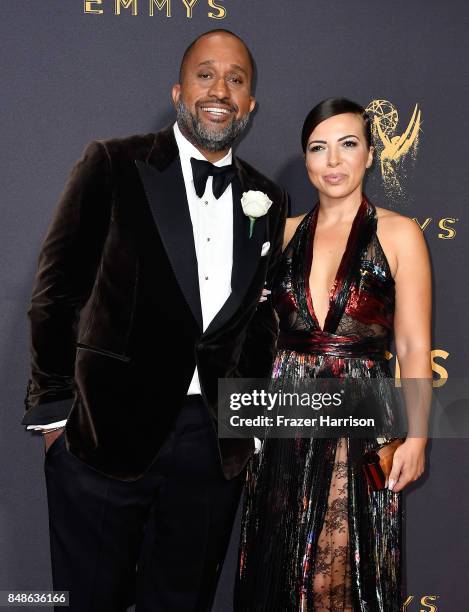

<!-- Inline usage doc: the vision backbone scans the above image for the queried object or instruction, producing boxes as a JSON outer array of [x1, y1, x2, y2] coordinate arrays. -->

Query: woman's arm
[[380, 214, 432, 492]]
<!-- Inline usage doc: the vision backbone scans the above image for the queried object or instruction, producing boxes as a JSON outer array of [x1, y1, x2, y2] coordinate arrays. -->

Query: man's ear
[[249, 96, 256, 113], [172, 84, 181, 107]]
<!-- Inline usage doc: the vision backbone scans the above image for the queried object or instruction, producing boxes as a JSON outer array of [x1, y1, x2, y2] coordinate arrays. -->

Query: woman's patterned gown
[[236, 198, 403, 611]]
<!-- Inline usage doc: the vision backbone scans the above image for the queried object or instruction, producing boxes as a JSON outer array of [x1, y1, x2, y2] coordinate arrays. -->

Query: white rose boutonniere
[[241, 191, 273, 238]]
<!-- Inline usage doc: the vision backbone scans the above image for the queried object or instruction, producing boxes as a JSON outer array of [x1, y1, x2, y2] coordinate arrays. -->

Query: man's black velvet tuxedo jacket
[[23, 125, 288, 480]]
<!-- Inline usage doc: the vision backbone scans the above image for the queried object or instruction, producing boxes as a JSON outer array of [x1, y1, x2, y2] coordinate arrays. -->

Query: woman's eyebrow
[[338, 134, 359, 141]]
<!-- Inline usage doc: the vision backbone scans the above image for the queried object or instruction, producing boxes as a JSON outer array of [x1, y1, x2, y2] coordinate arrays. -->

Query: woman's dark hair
[[301, 97, 372, 153]]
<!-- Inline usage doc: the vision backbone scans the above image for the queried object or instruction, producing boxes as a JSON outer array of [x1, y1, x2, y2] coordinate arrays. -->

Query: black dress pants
[[44, 396, 243, 612]]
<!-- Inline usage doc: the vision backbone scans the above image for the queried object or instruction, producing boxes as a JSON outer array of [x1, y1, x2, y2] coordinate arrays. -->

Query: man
[[23, 29, 288, 611]]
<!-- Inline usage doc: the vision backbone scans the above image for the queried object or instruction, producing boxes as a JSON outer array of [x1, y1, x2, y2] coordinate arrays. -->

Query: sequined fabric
[[236, 198, 403, 611]]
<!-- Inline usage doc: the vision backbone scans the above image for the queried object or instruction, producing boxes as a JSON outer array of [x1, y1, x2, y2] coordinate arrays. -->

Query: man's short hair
[[179, 29, 256, 87]]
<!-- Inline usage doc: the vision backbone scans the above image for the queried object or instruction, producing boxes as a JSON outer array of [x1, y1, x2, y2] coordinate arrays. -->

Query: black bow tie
[[190, 157, 236, 200]]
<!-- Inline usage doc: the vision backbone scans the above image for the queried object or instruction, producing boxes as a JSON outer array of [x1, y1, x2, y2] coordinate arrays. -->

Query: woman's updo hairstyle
[[301, 97, 373, 154]]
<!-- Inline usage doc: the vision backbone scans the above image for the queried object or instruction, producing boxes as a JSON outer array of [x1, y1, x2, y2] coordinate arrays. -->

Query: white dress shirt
[[173, 122, 234, 394]]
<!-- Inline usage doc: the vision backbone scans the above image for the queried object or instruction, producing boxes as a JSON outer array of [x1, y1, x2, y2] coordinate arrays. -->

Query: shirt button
[[205, 276, 209, 280], [207, 237, 211, 242], [204, 200, 209, 206]]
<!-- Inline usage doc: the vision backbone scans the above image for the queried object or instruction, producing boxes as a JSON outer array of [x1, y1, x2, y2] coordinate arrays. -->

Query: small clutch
[[362, 438, 405, 491]]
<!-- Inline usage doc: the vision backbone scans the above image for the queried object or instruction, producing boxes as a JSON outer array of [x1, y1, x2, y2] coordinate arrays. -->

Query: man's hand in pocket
[[44, 427, 65, 453]]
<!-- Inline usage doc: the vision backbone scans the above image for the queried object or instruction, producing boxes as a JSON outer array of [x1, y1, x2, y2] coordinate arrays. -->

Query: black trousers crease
[[44, 396, 243, 612]]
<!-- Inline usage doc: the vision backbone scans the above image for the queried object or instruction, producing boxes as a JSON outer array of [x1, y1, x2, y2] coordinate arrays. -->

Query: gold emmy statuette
[[366, 99, 422, 196]]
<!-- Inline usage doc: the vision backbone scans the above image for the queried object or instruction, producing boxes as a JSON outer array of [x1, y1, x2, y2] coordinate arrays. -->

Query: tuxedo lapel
[[136, 127, 266, 338], [204, 164, 266, 336], [135, 156, 203, 329], [231, 175, 266, 294]]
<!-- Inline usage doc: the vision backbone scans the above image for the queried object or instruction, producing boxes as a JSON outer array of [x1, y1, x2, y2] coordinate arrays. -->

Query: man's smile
[[197, 102, 235, 122]]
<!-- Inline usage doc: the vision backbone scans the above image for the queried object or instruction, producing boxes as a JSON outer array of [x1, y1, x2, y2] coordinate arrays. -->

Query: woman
[[236, 98, 431, 611]]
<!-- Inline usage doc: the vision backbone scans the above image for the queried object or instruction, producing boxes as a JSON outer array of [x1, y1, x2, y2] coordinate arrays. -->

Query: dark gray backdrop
[[1, 1, 468, 610]]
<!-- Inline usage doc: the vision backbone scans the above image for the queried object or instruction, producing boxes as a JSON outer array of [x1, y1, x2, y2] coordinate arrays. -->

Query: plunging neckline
[[305, 198, 368, 334]]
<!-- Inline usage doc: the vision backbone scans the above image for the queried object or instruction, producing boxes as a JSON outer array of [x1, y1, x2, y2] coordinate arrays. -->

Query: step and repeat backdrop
[[1, 1, 468, 610]]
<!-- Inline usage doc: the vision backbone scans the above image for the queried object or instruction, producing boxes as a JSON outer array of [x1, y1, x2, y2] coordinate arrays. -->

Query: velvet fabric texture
[[23, 125, 288, 481]]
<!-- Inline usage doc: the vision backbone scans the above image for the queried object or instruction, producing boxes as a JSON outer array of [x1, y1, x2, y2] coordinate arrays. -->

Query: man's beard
[[176, 99, 250, 152]]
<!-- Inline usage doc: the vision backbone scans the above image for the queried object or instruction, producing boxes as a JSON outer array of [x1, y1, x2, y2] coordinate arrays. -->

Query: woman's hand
[[259, 288, 271, 303], [387, 438, 426, 492]]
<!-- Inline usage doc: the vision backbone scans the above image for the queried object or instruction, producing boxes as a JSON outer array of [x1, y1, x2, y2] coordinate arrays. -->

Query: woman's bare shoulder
[[375, 205, 427, 268], [283, 213, 308, 251], [376, 206, 421, 238]]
